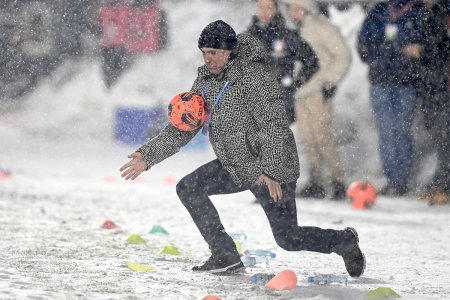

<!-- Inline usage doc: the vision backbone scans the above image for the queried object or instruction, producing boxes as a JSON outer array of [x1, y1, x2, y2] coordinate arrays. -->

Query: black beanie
[[198, 20, 238, 50]]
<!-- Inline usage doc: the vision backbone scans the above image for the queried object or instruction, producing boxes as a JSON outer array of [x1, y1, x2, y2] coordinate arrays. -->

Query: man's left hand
[[255, 174, 283, 202]]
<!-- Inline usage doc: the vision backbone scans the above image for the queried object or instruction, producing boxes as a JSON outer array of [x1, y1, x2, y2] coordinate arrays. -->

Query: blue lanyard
[[201, 81, 229, 135], [201, 81, 229, 106]]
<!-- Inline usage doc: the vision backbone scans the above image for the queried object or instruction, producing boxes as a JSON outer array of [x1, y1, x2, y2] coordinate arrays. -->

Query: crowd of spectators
[[0, 0, 448, 204]]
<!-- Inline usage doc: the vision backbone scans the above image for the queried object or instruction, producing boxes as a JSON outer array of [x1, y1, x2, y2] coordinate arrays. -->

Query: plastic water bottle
[[241, 255, 269, 268], [250, 273, 275, 284], [229, 232, 247, 252], [307, 274, 348, 286], [243, 249, 276, 258], [229, 232, 247, 243]]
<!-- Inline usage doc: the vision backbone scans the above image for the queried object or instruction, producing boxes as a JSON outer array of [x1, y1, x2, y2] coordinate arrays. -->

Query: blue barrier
[[114, 106, 166, 145]]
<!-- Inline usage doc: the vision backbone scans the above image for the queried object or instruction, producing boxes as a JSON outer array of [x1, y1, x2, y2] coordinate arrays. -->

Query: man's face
[[201, 48, 232, 75], [288, 4, 306, 23], [256, 0, 277, 25]]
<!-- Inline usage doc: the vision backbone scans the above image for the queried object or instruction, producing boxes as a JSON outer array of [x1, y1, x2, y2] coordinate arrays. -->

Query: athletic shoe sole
[[345, 227, 366, 277], [192, 261, 245, 275], [209, 262, 245, 274]]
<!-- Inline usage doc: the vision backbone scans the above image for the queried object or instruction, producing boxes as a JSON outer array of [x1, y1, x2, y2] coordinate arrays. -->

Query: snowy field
[[0, 136, 449, 300], [1, 0, 449, 299]]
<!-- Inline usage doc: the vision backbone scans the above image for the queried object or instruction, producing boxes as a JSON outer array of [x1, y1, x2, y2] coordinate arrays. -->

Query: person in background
[[246, 0, 319, 125], [285, 0, 352, 200], [418, 0, 449, 204], [120, 20, 366, 277], [98, 0, 168, 89], [98, 0, 131, 89], [357, 0, 427, 196]]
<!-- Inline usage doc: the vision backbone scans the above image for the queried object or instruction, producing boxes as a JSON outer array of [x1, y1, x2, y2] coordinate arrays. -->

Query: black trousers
[[176, 159, 343, 258], [421, 89, 450, 194]]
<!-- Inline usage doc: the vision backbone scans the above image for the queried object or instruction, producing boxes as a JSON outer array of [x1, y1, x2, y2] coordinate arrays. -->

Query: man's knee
[[271, 226, 298, 251], [176, 177, 191, 201], [176, 175, 204, 207]]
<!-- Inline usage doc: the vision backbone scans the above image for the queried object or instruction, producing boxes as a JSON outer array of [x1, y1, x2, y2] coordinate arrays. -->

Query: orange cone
[[265, 270, 297, 291], [201, 295, 221, 300]]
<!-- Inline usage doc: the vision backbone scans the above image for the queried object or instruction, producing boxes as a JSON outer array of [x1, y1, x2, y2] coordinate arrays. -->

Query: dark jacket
[[138, 33, 300, 187], [246, 14, 318, 96], [357, 1, 427, 86], [420, 0, 449, 94]]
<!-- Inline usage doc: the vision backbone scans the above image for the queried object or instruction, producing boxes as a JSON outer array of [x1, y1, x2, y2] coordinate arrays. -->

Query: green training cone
[[126, 233, 146, 244], [125, 262, 154, 272], [159, 244, 180, 255], [365, 287, 400, 299], [149, 225, 169, 235]]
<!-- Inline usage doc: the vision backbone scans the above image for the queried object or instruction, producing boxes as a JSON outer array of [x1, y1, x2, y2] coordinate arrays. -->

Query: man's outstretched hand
[[120, 152, 148, 180]]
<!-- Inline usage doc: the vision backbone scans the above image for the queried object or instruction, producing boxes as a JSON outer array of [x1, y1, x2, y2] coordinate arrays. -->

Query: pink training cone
[[265, 270, 297, 291], [101, 220, 118, 229]]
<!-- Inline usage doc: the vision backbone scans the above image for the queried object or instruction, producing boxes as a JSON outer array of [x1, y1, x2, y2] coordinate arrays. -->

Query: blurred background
[[0, 0, 382, 101], [0, 0, 447, 193]]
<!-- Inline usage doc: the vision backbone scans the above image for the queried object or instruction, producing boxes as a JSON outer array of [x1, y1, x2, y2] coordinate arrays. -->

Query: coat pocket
[[245, 130, 261, 159]]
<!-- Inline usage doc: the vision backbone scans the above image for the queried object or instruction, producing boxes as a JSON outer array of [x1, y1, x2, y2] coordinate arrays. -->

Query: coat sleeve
[[136, 79, 201, 169], [247, 67, 290, 181], [137, 124, 199, 170], [318, 21, 351, 84], [357, 3, 390, 64], [288, 31, 319, 89]]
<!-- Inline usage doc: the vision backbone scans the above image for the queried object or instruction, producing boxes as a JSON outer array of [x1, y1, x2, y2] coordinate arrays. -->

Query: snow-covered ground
[[0, 1, 448, 299]]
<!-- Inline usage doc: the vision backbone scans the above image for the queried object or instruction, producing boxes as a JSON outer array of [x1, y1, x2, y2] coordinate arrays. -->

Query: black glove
[[322, 82, 337, 100]]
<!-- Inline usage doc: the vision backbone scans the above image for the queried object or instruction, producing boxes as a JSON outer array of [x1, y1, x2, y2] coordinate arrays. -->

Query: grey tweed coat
[[138, 33, 300, 187]]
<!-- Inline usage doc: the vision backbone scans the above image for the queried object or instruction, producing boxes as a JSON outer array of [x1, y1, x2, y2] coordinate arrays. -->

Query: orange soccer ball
[[346, 181, 377, 210], [168, 92, 208, 131]]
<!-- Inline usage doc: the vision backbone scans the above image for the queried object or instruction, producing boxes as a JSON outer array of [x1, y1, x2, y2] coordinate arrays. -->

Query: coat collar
[[198, 58, 241, 84]]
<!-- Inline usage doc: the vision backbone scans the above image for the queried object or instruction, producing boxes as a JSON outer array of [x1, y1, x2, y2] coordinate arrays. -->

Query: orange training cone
[[201, 295, 221, 300], [265, 270, 297, 291]]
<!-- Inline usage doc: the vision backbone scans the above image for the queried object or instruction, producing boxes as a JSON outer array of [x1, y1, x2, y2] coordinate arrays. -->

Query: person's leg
[[176, 159, 246, 259], [296, 94, 322, 183], [313, 92, 344, 184], [312, 92, 346, 199], [252, 182, 341, 252], [430, 90, 450, 201], [251, 182, 366, 276], [370, 84, 398, 189], [296, 94, 326, 198], [390, 86, 418, 190]]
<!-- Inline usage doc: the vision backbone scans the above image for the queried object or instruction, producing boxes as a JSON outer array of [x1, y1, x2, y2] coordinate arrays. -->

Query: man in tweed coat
[[120, 20, 365, 277]]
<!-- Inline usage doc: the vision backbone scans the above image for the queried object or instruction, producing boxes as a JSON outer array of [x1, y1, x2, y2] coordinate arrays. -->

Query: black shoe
[[379, 185, 393, 195], [192, 255, 244, 274], [296, 181, 326, 199], [334, 227, 366, 277], [331, 181, 346, 200]]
